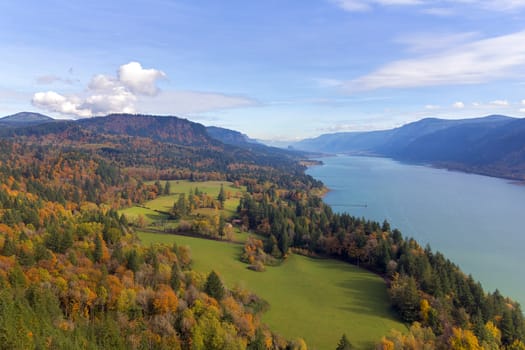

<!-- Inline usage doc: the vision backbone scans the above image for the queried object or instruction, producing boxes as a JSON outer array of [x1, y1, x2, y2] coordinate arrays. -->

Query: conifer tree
[[336, 334, 353, 350], [217, 184, 226, 209], [204, 270, 225, 300]]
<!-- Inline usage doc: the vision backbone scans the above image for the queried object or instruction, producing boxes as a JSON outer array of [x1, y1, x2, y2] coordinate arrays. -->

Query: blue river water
[[306, 155, 525, 306]]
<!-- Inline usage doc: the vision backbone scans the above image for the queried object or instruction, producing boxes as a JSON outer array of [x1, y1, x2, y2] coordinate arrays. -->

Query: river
[[306, 155, 525, 306]]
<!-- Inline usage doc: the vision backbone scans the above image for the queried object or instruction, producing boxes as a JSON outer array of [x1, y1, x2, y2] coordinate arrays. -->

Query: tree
[[126, 249, 140, 273], [389, 274, 421, 323], [218, 216, 226, 238], [217, 184, 226, 209], [93, 234, 103, 263], [204, 270, 225, 300], [163, 181, 171, 195], [336, 334, 353, 350]]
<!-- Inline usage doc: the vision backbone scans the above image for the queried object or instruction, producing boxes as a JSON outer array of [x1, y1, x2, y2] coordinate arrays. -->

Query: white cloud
[[453, 102, 465, 109], [521, 99, 525, 105], [490, 100, 509, 106], [520, 108, 525, 113], [345, 30, 525, 91], [425, 104, 440, 109], [118, 62, 166, 96], [32, 62, 165, 117], [32, 91, 92, 117], [32, 62, 253, 118]]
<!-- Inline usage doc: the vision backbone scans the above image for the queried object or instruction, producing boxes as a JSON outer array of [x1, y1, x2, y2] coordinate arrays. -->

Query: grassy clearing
[[121, 180, 245, 229], [138, 231, 405, 350], [146, 180, 244, 218], [118, 206, 167, 225]]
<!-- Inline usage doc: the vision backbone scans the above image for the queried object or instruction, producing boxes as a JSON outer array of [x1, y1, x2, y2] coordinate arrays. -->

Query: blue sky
[[2, 0, 525, 140]]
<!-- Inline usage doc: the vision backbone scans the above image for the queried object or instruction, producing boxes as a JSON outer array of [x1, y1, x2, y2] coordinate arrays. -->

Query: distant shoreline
[[306, 153, 525, 186]]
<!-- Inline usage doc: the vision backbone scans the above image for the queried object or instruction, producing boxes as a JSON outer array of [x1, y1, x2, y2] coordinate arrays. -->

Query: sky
[[2, 0, 525, 141]]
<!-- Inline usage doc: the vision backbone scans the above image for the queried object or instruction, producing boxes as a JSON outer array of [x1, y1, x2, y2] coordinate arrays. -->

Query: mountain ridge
[[293, 115, 525, 180], [0, 111, 55, 126]]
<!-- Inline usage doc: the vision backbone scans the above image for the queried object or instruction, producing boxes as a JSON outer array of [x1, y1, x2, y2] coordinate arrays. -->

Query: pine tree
[[218, 215, 226, 238], [204, 270, 225, 300], [93, 234, 103, 263], [336, 334, 353, 350], [163, 181, 171, 195], [217, 184, 226, 209]]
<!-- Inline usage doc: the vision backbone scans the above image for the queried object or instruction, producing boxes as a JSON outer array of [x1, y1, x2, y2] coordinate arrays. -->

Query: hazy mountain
[[0, 112, 55, 127], [206, 126, 259, 147], [293, 115, 525, 180]]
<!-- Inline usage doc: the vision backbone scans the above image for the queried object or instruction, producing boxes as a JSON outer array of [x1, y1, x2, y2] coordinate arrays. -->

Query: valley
[[0, 112, 523, 349]]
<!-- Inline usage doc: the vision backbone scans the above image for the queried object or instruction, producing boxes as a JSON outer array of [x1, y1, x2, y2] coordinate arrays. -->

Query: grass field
[[119, 206, 167, 225], [138, 231, 405, 350], [121, 180, 244, 225], [146, 180, 244, 217]]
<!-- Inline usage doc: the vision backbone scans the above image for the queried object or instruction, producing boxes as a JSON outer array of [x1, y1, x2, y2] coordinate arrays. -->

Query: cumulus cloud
[[453, 101, 465, 109], [345, 30, 525, 91], [32, 61, 255, 118], [33, 91, 91, 117], [118, 62, 166, 96], [32, 62, 165, 117]]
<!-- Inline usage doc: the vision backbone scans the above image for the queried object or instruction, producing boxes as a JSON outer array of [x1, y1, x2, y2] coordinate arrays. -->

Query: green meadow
[[120, 180, 244, 224], [138, 231, 405, 350], [151, 180, 242, 216]]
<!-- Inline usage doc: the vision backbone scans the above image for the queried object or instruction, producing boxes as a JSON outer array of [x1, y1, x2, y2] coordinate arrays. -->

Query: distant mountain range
[[293, 115, 525, 181], [3, 112, 524, 180]]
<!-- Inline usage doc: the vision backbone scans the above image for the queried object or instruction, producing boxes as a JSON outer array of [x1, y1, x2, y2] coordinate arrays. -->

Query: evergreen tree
[[126, 249, 140, 273], [170, 262, 181, 291], [93, 234, 103, 263], [336, 334, 353, 350], [217, 184, 226, 209], [218, 215, 226, 238], [1, 236, 16, 256], [154, 180, 163, 194], [163, 181, 171, 195], [204, 270, 225, 300]]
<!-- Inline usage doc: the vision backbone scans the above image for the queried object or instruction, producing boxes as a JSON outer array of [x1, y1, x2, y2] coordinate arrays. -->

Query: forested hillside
[[0, 113, 523, 349]]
